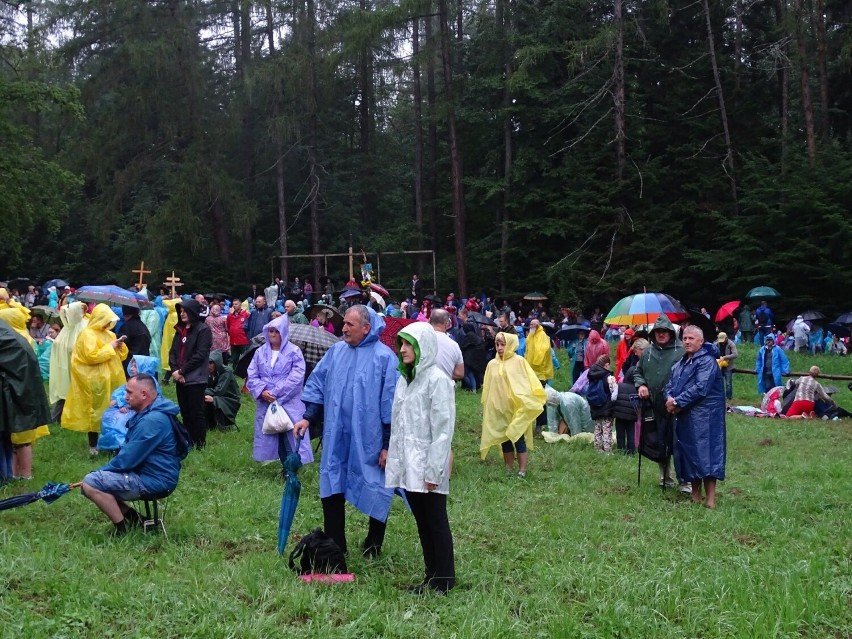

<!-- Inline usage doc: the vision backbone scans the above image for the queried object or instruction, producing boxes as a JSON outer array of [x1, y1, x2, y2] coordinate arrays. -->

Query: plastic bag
[[262, 401, 294, 434], [98, 407, 134, 450]]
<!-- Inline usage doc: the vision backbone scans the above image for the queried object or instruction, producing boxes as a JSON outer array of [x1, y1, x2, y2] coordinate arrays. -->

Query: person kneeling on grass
[[385, 322, 456, 594], [81, 374, 187, 536]]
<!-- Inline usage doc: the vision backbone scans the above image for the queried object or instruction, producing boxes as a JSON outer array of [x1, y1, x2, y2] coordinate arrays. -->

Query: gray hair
[[683, 325, 705, 340], [430, 308, 450, 327], [346, 304, 371, 327]]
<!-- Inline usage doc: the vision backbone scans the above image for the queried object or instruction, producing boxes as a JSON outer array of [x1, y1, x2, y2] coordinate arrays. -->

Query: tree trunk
[[239, 0, 255, 273], [439, 0, 467, 297], [774, 0, 790, 174], [424, 7, 439, 263], [496, 0, 512, 294], [812, 0, 830, 138], [734, 0, 743, 92], [266, 0, 288, 282], [307, 0, 322, 284], [613, 0, 625, 183], [358, 0, 373, 230], [412, 14, 426, 276], [703, 0, 738, 214], [793, 0, 817, 161]]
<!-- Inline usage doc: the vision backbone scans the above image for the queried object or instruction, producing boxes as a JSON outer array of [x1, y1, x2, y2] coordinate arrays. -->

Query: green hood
[[396, 322, 436, 384], [650, 315, 679, 349]]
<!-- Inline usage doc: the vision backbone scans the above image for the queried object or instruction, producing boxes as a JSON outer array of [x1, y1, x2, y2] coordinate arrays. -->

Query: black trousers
[[406, 491, 455, 591], [321, 493, 386, 555], [176, 383, 207, 449]]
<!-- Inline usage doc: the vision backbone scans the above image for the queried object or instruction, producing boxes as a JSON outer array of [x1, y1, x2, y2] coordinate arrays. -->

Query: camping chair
[[137, 491, 173, 537]]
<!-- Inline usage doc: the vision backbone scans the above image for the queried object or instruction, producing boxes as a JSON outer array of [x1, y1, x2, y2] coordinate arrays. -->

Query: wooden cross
[[132, 260, 151, 288], [162, 271, 184, 297]]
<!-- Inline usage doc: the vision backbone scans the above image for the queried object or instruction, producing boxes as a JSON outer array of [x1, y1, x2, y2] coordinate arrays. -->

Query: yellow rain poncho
[[0, 302, 51, 445], [524, 323, 554, 381], [481, 332, 546, 458], [61, 304, 128, 433], [48, 301, 88, 404], [160, 297, 181, 372], [0, 301, 32, 345]]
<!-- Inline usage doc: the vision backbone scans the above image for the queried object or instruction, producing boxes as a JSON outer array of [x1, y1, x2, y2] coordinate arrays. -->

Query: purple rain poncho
[[246, 314, 313, 464]]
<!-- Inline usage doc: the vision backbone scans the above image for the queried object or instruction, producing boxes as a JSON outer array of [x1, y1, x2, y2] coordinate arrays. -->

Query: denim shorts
[[84, 470, 148, 501]]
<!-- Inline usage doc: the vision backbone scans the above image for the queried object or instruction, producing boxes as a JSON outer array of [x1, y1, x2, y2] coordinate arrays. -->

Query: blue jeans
[[501, 435, 527, 454], [721, 367, 733, 399], [462, 369, 477, 391], [84, 470, 149, 501]]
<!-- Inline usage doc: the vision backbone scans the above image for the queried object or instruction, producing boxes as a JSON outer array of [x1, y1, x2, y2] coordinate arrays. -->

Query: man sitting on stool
[[81, 374, 185, 536]]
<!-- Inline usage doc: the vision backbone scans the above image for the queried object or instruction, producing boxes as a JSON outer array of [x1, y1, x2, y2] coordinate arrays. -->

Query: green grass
[[1, 347, 850, 639]]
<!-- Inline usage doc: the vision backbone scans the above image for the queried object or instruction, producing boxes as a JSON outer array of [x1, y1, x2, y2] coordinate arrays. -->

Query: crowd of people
[[3, 275, 848, 592]]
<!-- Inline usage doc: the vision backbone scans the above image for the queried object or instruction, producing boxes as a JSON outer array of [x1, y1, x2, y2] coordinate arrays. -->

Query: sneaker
[[517, 471, 526, 479], [678, 483, 693, 494], [89, 447, 99, 457]]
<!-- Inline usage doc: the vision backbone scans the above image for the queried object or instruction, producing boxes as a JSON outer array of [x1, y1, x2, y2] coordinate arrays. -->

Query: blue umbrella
[[74, 285, 153, 309], [42, 279, 69, 290], [555, 324, 588, 341], [0, 482, 75, 511], [277, 433, 305, 555]]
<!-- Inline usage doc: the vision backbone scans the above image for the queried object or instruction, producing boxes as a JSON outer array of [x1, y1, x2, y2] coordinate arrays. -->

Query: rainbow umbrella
[[605, 293, 689, 326]]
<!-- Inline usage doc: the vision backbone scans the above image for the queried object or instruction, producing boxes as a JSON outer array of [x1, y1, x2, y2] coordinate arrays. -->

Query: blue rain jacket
[[754, 345, 789, 392], [99, 394, 182, 494], [302, 306, 399, 521], [666, 344, 726, 481]]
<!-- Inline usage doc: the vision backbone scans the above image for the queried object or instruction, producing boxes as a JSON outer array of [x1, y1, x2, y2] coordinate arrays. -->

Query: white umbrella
[[369, 291, 386, 309]]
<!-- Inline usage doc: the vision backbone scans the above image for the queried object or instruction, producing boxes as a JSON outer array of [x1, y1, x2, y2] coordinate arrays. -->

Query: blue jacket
[[100, 396, 182, 495], [754, 345, 789, 392], [302, 306, 399, 521], [245, 307, 273, 340], [666, 344, 726, 480]]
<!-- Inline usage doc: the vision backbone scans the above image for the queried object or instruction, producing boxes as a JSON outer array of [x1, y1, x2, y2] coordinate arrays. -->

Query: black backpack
[[288, 529, 348, 575], [169, 414, 191, 460]]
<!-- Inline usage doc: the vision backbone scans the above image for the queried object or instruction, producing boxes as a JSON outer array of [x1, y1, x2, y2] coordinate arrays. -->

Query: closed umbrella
[[0, 482, 76, 511], [277, 434, 305, 555]]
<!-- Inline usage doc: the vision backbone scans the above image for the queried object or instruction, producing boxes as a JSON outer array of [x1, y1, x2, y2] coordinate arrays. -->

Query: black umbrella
[[833, 312, 852, 325], [234, 342, 262, 378], [423, 294, 443, 305], [826, 323, 851, 338], [799, 310, 825, 322], [42, 278, 69, 290], [684, 307, 717, 343], [309, 304, 343, 333], [555, 324, 588, 341], [467, 311, 496, 327], [203, 292, 232, 302], [539, 321, 557, 336], [6, 278, 32, 293]]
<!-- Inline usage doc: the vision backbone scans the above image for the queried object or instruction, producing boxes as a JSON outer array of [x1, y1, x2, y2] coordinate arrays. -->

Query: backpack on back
[[169, 414, 191, 460], [585, 376, 610, 409]]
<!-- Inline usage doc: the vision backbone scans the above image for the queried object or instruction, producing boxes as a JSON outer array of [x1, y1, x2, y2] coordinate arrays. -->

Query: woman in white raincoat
[[385, 321, 456, 594]]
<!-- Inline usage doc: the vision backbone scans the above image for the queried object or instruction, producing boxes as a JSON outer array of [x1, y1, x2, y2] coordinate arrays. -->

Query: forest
[[1, 0, 850, 313]]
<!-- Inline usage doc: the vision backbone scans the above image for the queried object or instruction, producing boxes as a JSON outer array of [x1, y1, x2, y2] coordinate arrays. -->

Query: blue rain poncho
[[665, 344, 727, 481], [98, 355, 161, 450], [302, 306, 399, 521]]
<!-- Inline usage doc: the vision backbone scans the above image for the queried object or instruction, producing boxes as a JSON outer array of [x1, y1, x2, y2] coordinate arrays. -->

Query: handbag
[[262, 401, 294, 434]]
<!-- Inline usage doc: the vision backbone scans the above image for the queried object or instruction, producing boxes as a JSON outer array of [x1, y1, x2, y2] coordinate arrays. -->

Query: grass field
[[1, 344, 850, 638]]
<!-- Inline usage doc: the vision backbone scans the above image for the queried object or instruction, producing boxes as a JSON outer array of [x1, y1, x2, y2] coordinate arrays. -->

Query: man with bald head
[[81, 374, 186, 535], [284, 300, 308, 325]]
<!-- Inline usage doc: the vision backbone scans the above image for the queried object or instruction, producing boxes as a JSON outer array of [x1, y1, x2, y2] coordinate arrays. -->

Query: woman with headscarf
[[61, 304, 129, 455], [246, 314, 313, 470], [207, 303, 230, 364], [583, 329, 609, 370], [480, 331, 545, 478], [0, 302, 52, 478]]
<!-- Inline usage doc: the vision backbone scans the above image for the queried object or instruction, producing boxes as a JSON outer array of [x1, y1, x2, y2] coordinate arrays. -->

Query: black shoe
[[111, 520, 129, 537], [406, 582, 429, 595], [123, 508, 144, 528], [362, 539, 382, 559]]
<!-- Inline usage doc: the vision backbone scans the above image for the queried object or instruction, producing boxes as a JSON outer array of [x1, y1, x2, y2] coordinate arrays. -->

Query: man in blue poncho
[[665, 326, 726, 509], [294, 305, 399, 557], [81, 374, 186, 535]]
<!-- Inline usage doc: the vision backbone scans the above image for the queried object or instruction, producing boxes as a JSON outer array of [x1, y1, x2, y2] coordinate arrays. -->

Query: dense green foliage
[[1, 348, 850, 637], [1, 0, 850, 313]]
